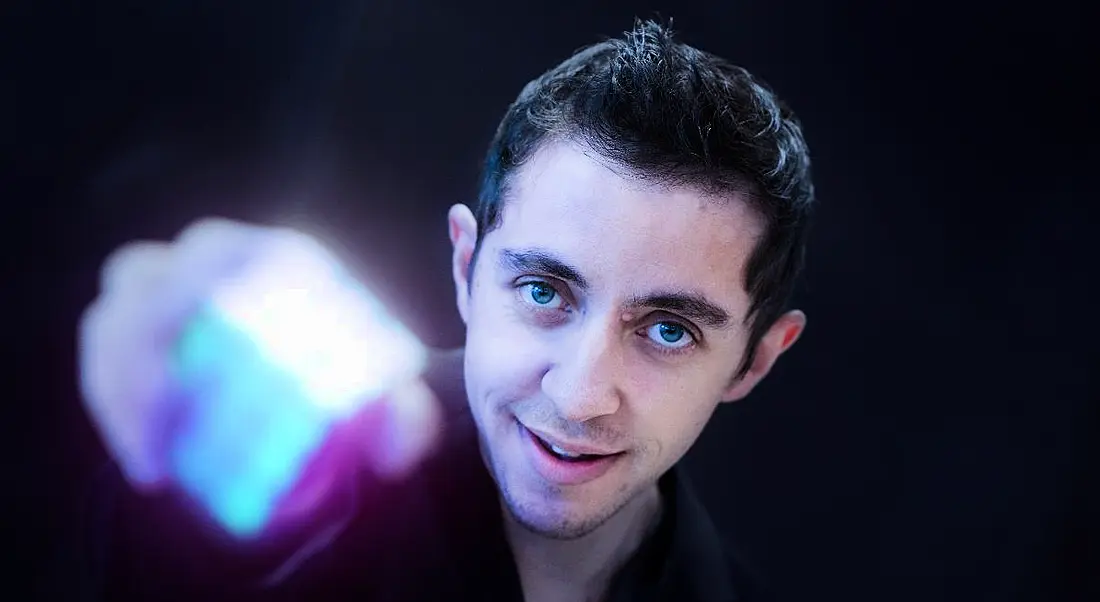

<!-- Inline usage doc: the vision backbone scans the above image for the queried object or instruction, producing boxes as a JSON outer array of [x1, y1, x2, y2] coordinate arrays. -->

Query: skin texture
[[448, 140, 805, 599]]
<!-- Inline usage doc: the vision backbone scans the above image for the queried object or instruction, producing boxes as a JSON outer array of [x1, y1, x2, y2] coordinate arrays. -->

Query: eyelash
[[513, 280, 699, 357]]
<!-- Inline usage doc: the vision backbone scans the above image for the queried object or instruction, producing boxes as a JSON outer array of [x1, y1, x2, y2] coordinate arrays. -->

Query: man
[[75, 19, 815, 602]]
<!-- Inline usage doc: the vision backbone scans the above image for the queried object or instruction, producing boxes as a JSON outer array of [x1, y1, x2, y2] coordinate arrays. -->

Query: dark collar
[[603, 466, 738, 602], [423, 348, 741, 602], [659, 468, 741, 601]]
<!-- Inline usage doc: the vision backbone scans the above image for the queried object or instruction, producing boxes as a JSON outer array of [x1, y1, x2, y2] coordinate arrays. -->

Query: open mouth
[[525, 427, 621, 463], [531, 433, 605, 462], [518, 422, 623, 486]]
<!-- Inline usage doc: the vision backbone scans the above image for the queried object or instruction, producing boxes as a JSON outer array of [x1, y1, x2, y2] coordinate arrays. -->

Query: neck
[[504, 485, 663, 602]]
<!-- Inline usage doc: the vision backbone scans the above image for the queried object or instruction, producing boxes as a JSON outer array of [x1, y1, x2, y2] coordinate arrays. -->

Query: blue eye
[[645, 322, 693, 349], [521, 282, 564, 308]]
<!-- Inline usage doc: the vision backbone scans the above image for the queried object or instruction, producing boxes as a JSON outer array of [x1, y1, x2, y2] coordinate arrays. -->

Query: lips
[[532, 433, 605, 462], [524, 425, 621, 457], [518, 422, 624, 486]]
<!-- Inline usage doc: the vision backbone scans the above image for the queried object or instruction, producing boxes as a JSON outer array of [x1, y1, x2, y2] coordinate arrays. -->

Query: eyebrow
[[498, 248, 590, 290], [626, 291, 732, 329]]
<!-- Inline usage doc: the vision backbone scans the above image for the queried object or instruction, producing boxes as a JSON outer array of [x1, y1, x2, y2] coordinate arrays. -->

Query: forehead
[[491, 142, 762, 306]]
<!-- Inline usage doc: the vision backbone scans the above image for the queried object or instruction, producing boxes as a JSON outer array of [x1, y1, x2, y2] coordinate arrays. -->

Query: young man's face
[[449, 141, 804, 539]]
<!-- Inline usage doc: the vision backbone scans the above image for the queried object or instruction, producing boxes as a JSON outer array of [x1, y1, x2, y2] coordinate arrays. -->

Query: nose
[[540, 321, 625, 422]]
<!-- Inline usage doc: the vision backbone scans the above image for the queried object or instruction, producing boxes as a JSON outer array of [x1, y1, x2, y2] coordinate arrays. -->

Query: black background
[[6, 1, 1097, 600]]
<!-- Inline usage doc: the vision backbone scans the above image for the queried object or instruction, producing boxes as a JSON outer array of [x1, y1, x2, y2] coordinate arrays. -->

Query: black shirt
[[75, 349, 767, 601]]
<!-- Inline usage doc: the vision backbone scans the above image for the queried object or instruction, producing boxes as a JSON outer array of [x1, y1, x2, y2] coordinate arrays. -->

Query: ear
[[721, 309, 806, 402], [448, 203, 478, 324]]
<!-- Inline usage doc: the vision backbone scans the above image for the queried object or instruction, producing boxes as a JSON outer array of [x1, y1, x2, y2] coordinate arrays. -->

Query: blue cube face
[[171, 309, 330, 537], [166, 238, 427, 538]]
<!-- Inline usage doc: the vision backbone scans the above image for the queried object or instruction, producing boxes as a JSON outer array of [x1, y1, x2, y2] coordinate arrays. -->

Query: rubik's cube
[[169, 240, 426, 538]]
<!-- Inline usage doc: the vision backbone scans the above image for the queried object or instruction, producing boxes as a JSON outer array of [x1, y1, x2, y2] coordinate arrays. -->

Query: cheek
[[626, 372, 725, 464], [463, 292, 547, 409]]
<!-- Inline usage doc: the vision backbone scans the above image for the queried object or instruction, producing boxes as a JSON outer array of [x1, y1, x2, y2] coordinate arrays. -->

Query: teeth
[[549, 443, 583, 458]]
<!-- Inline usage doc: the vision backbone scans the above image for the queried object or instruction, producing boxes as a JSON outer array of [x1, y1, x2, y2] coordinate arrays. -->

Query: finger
[[174, 216, 264, 247], [172, 217, 272, 284], [152, 219, 280, 342], [99, 241, 172, 296], [174, 217, 315, 264], [372, 378, 443, 479], [78, 296, 173, 489]]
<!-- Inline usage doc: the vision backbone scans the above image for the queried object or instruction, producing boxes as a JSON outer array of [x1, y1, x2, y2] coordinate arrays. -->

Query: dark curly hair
[[471, 19, 816, 379]]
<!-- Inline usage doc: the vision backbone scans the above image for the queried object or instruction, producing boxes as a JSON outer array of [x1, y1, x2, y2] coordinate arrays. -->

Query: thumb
[[361, 378, 443, 479], [270, 380, 442, 523]]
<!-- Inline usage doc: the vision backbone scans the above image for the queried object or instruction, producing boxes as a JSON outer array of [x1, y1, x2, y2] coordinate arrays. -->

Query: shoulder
[[421, 348, 467, 416], [668, 469, 775, 601], [420, 347, 477, 448], [719, 537, 776, 602]]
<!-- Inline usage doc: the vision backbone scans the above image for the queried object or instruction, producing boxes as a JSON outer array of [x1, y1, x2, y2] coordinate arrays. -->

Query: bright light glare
[[170, 235, 427, 537], [210, 237, 426, 417]]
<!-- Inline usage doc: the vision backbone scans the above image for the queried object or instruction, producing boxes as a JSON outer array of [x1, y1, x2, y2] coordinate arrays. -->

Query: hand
[[78, 217, 442, 507]]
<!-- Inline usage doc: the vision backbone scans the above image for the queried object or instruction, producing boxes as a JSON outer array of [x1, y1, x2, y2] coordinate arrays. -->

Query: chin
[[501, 490, 611, 540]]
